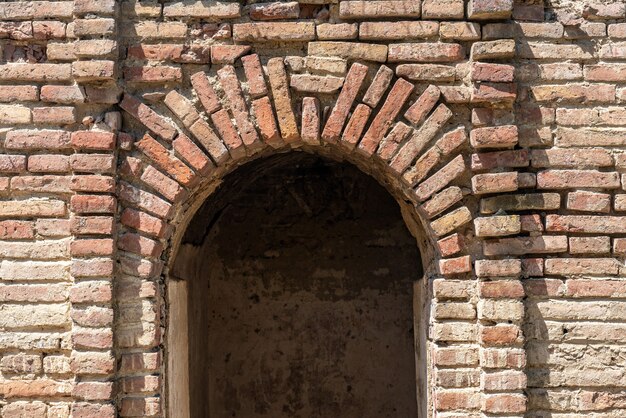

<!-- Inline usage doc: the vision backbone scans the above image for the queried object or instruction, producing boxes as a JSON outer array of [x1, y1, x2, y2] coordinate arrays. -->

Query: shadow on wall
[[172, 152, 425, 417]]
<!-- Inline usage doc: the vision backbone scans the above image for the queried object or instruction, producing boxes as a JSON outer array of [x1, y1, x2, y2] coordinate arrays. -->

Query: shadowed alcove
[[169, 152, 427, 417]]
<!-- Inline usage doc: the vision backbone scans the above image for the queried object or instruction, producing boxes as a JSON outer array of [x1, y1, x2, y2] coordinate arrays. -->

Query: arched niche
[[166, 151, 434, 417]]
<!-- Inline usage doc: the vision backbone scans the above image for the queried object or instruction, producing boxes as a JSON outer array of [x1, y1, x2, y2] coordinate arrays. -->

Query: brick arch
[[116, 53, 519, 417]]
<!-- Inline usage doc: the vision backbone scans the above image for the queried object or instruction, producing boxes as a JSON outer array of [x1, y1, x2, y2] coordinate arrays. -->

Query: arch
[[116, 52, 482, 417]]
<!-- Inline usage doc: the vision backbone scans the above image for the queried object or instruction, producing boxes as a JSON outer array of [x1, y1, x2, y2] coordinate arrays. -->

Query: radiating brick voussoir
[[120, 94, 177, 141]]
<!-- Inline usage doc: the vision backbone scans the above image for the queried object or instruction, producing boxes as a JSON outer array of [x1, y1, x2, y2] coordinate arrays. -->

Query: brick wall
[[0, 0, 625, 416]]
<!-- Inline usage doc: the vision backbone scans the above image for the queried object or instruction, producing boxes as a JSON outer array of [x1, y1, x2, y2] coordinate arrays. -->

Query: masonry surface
[[1, 0, 626, 417]]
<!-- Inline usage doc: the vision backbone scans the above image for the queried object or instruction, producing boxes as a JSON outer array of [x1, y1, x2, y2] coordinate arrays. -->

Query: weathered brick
[[472, 172, 519, 195], [391, 104, 453, 173], [416, 155, 466, 202], [233, 22, 314, 42], [316, 23, 358, 40], [388, 43, 464, 63], [339, 1, 421, 19], [358, 78, 413, 155], [423, 0, 464, 19], [136, 133, 195, 186], [474, 215, 521, 237], [211, 44, 251, 64], [439, 255, 472, 275], [322, 62, 368, 142], [218, 65, 262, 150], [537, 169, 620, 189], [301, 97, 320, 146], [469, 0, 513, 20], [567, 190, 611, 213], [546, 215, 626, 234], [440, 22, 481, 40], [359, 21, 439, 41], [471, 39, 516, 60], [484, 235, 568, 256], [120, 94, 177, 141], [471, 62, 515, 82], [431, 206, 472, 237], [341, 104, 371, 150], [362, 65, 394, 108], [470, 125, 518, 149], [308, 42, 388, 63]]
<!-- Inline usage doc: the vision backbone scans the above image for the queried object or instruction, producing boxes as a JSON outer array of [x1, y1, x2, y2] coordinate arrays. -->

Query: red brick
[[72, 329, 113, 350], [545, 258, 619, 276], [71, 259, 114, 278], [141, 166, 186, 203], [362, 65, 394, 108], [190, 71, 221, 115], [322, 62, 369, 142], [480, 280, 525, 298], [136, 134, 196, 187], [476, 259, 521, 277], [404, 85, 441, 126], [124, 65, 181, 83], [481, 324, 522, 346], [121, 208, 169, 239], [249, 1, 299, 20], [70, 195, 116, 214], [471, 82, 516, 105], [27, 155, 68, 173], [241, 54, 268, 98], [436, 390, 480, 411], [32, 106, 76, 125], [0, 221, 34, 239], [421, 186, 464, 219], [218, 65, 262, 149], [210, 108, 246, 158], [71, 238, 114, 257], [0, 380, 72, 398], [70, 351, 114, 375], [377, 122, 412, 161], [120, 94, 177, 141], [567, 190, 611, 213], [172, 133, 213, 175], [469, 0, 514, 20], [119, 233, 163, 257], [472, 172, 518, 195], [482, 393, 526, 414], [566, 279, 626, 298], [0, 155, 26, 173], [471, 62, 515, 82], [538, 170, 620, 189], [71, 175, 115, 193], [390, 104, 452, 173], [471, 149, 529, 171], [251, 96, 282, 149], [439, 255, 472, 275], [415, 155, 466, 202], [5, 129, 71, 150], [70, 154, 115, 174], [73, 382, 114, 401], [570, 236, 611, 254], [119, 182, 172, 219], [341, 104, 371, 150], [358, 78, 413, 155], [388, 43, 464, 62], [470, 125, 518, 149], [483, 235, 568, 256], [70, 216, 114, 235], [547, 215, 626, 234], [301, 97, 320, 146], [438, 233, 463, 257], [0, 85, 38, 102], [266, 58, 299, 143]]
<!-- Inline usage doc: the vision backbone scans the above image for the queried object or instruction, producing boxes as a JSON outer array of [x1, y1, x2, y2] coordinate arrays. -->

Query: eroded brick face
[[1, 0, 626, 416]]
